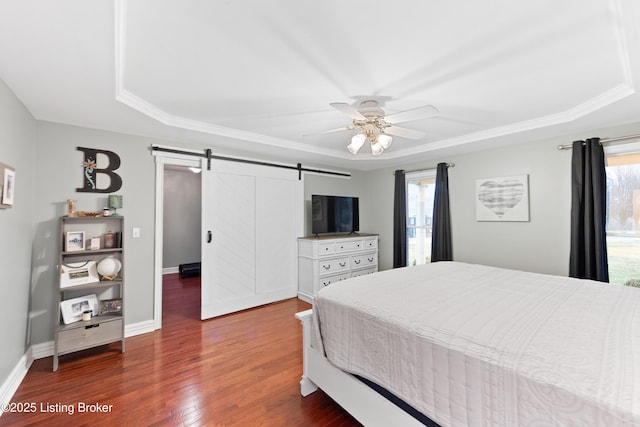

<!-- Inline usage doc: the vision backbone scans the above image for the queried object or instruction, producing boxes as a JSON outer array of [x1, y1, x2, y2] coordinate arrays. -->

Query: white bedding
[[314, 262, 640, 426]]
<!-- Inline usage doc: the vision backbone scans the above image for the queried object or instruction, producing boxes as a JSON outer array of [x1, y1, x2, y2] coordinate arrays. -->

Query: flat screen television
[[311, 195, 359, 235]]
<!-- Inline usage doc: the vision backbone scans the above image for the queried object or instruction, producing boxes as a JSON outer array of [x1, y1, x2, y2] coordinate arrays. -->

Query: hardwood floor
[[2, 274, 360, 426]]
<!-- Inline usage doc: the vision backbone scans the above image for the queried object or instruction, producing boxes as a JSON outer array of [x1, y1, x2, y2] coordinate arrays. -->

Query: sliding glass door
[[605, 150, 640, 285], [406, 171, 436, 266]]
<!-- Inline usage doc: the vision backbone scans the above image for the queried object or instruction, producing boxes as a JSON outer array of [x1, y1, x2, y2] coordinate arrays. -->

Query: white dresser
[[297, 233, 378, 303]]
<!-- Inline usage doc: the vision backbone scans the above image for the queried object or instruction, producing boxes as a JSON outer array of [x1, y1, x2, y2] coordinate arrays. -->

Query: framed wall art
[[0, 162, 15, 208], [476, 174, 530, 222]]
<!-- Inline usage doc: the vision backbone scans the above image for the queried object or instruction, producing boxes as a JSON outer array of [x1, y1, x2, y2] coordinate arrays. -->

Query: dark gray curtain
[[393, 170, 407, 268], [569, 138, 609, 282], [431, 163, 452, 262]]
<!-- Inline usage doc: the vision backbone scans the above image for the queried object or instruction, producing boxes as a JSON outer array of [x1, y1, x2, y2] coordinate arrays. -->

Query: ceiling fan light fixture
[[330, 99, 437, 157], [378, 133, 392, 149], [371, 141, 384, 156], [347, 133, 366, 154]]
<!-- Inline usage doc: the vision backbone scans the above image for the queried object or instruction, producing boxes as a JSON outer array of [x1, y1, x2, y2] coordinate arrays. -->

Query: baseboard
[[31, 340, 54, 360], [0, 348, 33, 417], [125, 320, 156, 337], [0, 319, 156, 414], [163, 267, 179, 275], [28, 320, 156, 360]]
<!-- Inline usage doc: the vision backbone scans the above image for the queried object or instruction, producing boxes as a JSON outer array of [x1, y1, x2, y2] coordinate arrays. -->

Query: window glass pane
[[606, 154, 640, 285], [406, 176, 435, 266]]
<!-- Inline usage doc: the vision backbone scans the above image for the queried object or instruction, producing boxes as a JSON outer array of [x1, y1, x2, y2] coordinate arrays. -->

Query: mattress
[[314, 261, 640, 426]]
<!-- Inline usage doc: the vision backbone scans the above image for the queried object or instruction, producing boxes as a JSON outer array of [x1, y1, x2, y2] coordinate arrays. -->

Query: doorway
[[162, 164, 202, 321], [152, 149, 303, 328], [153, 152, 202, 329]]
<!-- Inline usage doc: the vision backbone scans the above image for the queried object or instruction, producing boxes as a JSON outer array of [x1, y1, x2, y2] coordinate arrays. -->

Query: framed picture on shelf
[[60, 294, 98, 324], [60, 260, 99, 288], [99, 298, 122, 316], [65, 231, 85, 252], [89, 236, 101, 250]]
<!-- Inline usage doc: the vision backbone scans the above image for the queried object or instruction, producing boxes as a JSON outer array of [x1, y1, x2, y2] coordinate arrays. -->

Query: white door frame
[[152, 148, 201, 330]]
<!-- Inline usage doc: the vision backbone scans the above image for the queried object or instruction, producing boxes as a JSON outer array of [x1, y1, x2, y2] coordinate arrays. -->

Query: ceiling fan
[[324, 100, 439, 156]]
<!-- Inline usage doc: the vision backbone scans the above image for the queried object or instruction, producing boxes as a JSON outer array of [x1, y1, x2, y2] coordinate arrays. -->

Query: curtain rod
[[395, 163, 455, 175], [151, 145, 351, 179], [557, 134, 640, 150]]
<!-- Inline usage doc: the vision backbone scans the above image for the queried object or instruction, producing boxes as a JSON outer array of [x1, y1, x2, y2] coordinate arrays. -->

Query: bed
[[296, 261, 640, 426]]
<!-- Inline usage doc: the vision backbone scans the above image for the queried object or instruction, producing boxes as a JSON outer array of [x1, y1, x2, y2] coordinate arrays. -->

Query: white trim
[[125, 320, 156, 338], [114, 0, 636, 162], [163, 267, 179, 275], [153, 152, 201, 331], [154, 159, 164, 330], [0, 350, 33, 417], [604, 140, 640, 156], [0, 321, 155, 411], [31, 341, 54, 360], [28, 320, 155, 361], [405, 169, 437, 180]]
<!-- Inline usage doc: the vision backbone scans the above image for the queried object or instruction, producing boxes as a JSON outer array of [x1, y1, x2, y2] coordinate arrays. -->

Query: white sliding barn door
[[200, 159, 303, 319]]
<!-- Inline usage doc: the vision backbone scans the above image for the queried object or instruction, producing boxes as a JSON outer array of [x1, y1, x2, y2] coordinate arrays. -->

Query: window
[[606, 148, 640, 285], [406, 171, 436, 266]]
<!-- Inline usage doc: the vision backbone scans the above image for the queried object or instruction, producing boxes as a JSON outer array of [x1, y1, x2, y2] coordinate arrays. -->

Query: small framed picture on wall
[[0, 162, 15, 208]]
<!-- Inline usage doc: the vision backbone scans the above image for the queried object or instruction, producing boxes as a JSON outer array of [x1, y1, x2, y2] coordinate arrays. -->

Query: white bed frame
[[295, 309, 427, 427]]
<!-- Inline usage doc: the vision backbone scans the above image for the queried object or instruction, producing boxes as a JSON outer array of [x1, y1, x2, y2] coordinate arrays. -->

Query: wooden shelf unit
[[53, 215, 125, 371]]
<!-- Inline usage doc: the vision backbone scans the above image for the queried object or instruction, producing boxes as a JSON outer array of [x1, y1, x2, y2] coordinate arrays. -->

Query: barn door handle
[[207, 231, 212, 243]]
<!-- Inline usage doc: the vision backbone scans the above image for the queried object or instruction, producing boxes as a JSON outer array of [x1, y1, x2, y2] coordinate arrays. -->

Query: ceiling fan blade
[[385, 105, 439, 124], [302, 126, 354, 137], [384, 125, 425, 140], [330, 102, 367, 121], [318, 126, 354, 135]]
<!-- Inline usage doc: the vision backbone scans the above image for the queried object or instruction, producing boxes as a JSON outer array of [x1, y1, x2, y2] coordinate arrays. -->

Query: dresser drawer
[[318, 243, 335, 255], [335, 240, 363, 253], [362, 238, 377, 250], [57, 318, 123, 354], [351, 267, 377, 278], [298, 234, 379, 301], [320, 272, 351, 288], [351, 253, 377, 269], [318, 257, 350, 277]]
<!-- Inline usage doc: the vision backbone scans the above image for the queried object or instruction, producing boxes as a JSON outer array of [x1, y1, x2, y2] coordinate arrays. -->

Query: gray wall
[[302, 171, 368, 236], [163, 167, 201, 269], [360, 137, 572, 274], [304, 122, 640, 275], [361, 122, 640, 274], [30, 121, 156, 345], [445, 137, 571, 275], [0, 79, 36, 384]]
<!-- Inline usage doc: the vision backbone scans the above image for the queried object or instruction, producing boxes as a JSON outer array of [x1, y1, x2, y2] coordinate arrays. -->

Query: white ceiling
[[1, 0, 639, 170]]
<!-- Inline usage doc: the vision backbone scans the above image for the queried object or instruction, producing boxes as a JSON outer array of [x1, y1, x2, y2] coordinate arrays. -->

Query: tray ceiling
[[1, 0, 639, 170]]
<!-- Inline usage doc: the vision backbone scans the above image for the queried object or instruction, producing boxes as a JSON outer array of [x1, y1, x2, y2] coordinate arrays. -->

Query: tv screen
[[311, 195, 359, 235]]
